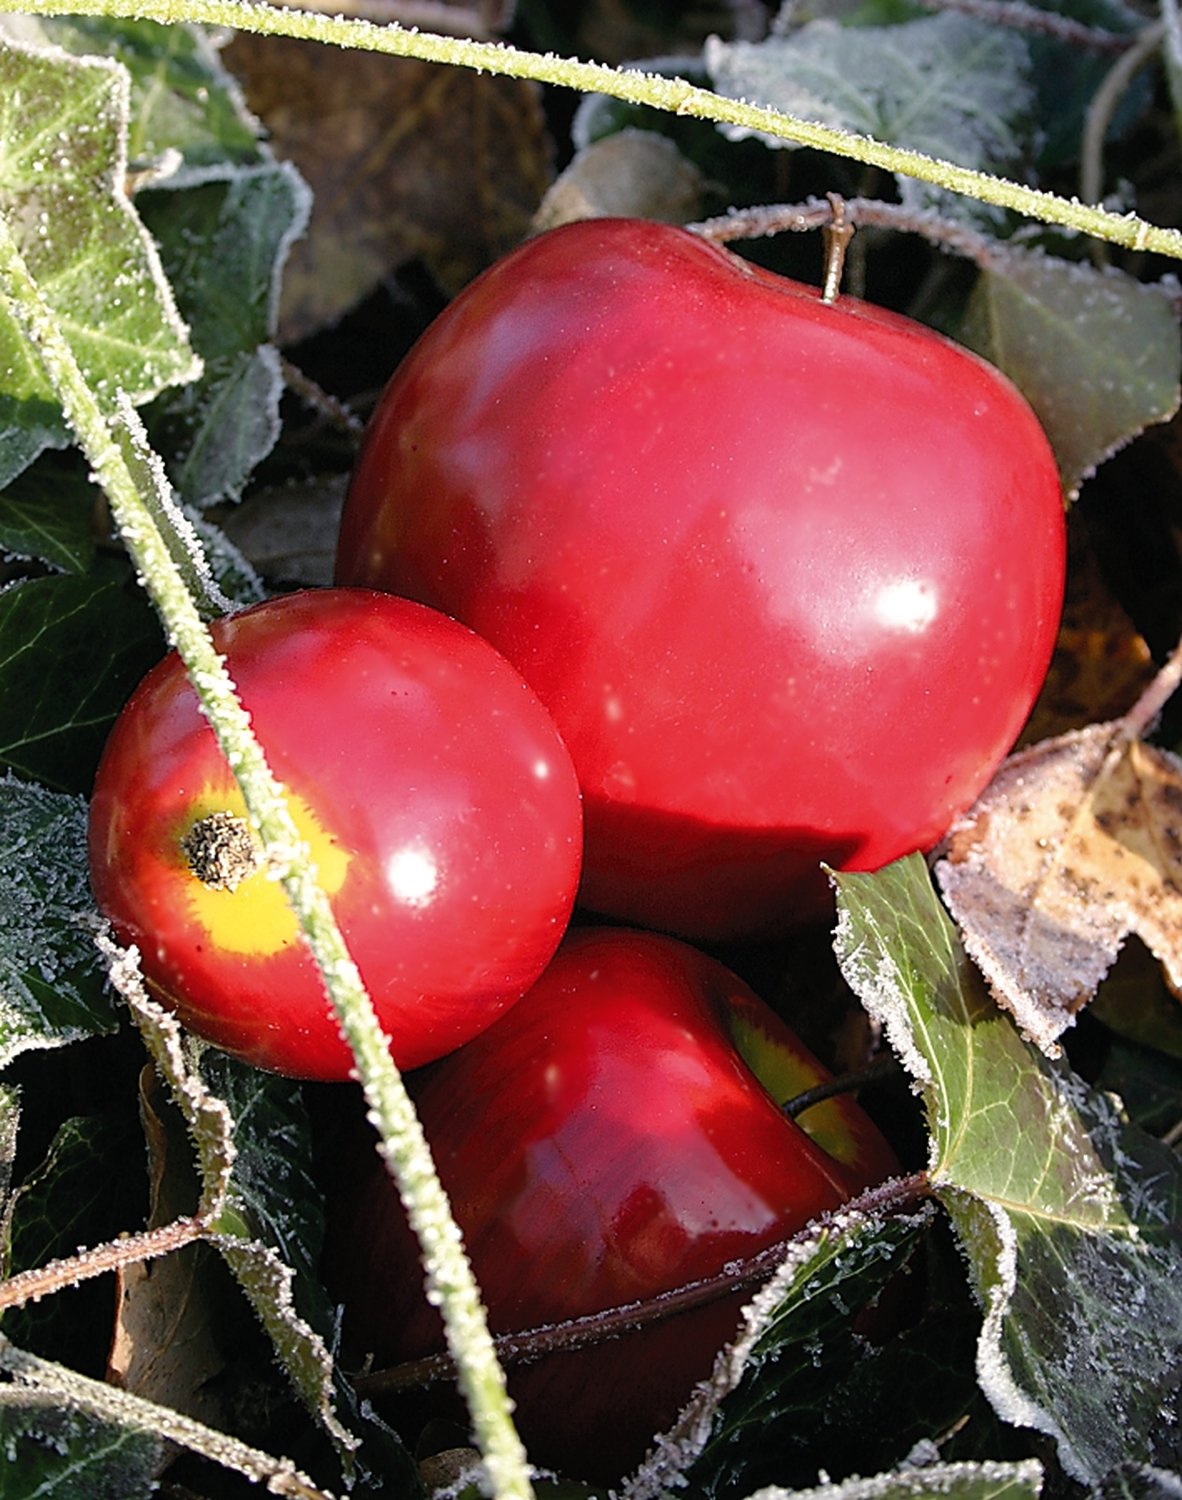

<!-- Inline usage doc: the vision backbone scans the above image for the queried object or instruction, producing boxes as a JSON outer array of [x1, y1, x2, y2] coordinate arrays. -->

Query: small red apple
[[327, 926, 899, 1480], [335, 216, 1066, 940], [87, 588, 583, 1080]]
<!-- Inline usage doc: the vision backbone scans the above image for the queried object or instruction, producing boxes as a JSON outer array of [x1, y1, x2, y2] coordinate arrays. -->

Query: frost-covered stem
[[918, 0, 1131, 51], [0, 216, 533, 1500], [692, 196, 1001, 269], [0, 1339, 336, 1499], [2, 0, 1181, 261], [0, 1217, 207, 1312]]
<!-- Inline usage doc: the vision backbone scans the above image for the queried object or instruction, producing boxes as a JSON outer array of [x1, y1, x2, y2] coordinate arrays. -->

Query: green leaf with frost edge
[[832, 854, 1182, 1486], [142, 162, 312, 508], [704, 14, 1034, 216], [0, 775, 116, 1066], [732, 1458, 1044, 1500], [0, 33, 200, 487], [959, 250, 1181, 496], [624, 1205, 935, 1500], [0, 1398, 162, 1499]]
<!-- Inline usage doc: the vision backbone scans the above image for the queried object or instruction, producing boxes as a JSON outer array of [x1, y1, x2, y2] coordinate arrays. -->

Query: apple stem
[[782, 1053, 900, 1122], [821, 194, 855, 304]]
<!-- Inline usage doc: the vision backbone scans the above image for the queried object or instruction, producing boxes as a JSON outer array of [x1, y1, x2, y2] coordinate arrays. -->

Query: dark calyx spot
[[182, 812, 260, 891]]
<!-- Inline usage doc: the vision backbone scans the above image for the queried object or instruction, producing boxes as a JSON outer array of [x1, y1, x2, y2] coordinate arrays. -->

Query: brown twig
[[916, 0, 1133, 52], [0, 1215, 209, 1313], [355, 1172, 931, 1394]]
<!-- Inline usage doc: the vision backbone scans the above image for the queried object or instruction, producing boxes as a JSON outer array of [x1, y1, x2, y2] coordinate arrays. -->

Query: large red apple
[[336, 217, 1066, 940], [327, 927, 899, 1480]]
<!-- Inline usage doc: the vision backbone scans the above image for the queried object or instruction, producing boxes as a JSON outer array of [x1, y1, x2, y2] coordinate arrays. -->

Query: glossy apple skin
[[87, 588, 583, 1080], [336, 217, 1066, 940], [330, 926, 899, 1479]]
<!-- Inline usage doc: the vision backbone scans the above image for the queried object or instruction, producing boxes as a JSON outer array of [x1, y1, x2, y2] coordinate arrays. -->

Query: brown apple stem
[[781, 1052, 901, 1122], [357, 1171, 932, 1394], [821, 194, 854, 304]]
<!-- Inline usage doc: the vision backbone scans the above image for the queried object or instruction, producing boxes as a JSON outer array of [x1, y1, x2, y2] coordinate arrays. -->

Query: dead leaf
[[108, 1068, 226, 1428], [1020, 523, 1155, 745], [531, 129, 704, 234], [935, 724, 1182, 1054], [223, 33, 554, 343], [209, 474, 347, 587]]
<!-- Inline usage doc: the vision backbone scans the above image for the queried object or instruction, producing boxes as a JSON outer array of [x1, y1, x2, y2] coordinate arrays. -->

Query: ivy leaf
[[0, 1400, 161, 1499], [960, 250, 1181, 496], [25, 14, 265, 171], [0, 776, 116, 1067], [726, 1459, 1045, 1500], [0, 459, 96, 573], [704, 14, 1034, 211], [141, 162, 311, 507], [0, 573, 163, 794], [0, 33, 200, 487], [833, 854, 1182, 1486], [627, 1205, 938, 1499]]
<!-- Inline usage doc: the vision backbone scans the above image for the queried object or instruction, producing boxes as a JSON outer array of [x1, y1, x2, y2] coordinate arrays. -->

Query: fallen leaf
[[935, 723, 1182, 1054], [1019, 524, 1155, 745], [223, 33, 553, 342], [531, 129, 703, 234]]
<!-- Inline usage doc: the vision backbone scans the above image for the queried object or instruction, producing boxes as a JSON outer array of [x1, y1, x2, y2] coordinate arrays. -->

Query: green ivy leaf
[[960, 249, 1181, 496], [643, 1206, 938, 1499], [0, 33, 200, 487], [0, 1400, 161, 1499], [142, 163, 311, 507], [0, 459, 96, 574], [704, 14, 1034, 211], [0, 776, 116, 1067], [27, 15, 265, 171], [0, 573, 163, 794], [832, 854, 1182, 1486]]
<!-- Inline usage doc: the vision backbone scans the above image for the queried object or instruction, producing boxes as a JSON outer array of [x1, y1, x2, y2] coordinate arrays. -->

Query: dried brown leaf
[[532, 130, 704, 235], [108, 1068, 226, 1427], [1020, 526, 1155, 745], [223, 34, 553, 343], [935, 724, 1182, 1054]]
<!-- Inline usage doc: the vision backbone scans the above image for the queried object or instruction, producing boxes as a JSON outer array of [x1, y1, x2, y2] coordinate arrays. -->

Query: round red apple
[[336, 216, 1066, 940], [88, 588, 583, 1080], [328, 926, 899, 1479]]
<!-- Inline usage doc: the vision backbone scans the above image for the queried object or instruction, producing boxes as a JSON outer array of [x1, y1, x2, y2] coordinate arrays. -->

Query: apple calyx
[[181, 811, 261, 891]]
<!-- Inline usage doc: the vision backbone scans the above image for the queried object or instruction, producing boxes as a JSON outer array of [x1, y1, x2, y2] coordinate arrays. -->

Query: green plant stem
[[4, 0, 1182, 261], [0, 213, 533, 1500]]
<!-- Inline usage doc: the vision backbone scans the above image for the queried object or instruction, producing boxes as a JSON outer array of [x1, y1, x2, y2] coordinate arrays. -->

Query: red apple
[[327, 926, 899, 1479], [336, 217, 1066, 941]]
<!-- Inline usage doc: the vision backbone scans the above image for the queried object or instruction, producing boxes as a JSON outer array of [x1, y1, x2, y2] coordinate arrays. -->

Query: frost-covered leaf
[[961, 252, 1181, 495], [627, 1204, 936, 1499], [0, 776, 116, 1065], [0, 573, 163, 793], [15, 14, 265, 171], [704, 15, 1033, 211], [101, 958, 366, 1477], [141, 162, 311, 507], [935, 726, 1182, 1054], [729, 1458, 1045, 1500], [0, 459, 96, 574], [0, 1397, 161, 1499], [0, 34, 200, 487], [1097, 1465, 1182, 1500], [833, 854, 1182, 1486]]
